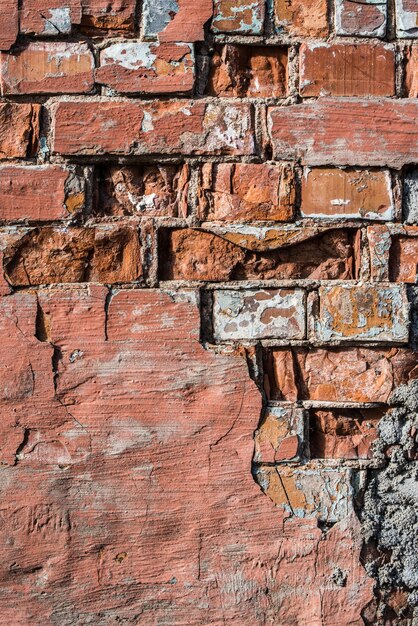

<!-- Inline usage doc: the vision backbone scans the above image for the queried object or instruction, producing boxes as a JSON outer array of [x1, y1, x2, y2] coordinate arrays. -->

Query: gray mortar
[[361, 380, 418, 624]]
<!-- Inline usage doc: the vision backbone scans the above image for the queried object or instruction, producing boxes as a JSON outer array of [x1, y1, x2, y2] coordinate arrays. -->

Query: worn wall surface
[[0, 0, 417, 624]]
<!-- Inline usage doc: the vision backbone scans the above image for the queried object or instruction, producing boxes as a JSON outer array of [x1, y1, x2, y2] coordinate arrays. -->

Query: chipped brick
[[335, 0, 387, 37], [142, 0, 213, 42], [80, 0, 136, 32], [275, 0, 328, 37], [406, 45, 418, 97], [390, 229, 418, 283], [0, 0, 18, 50], [212, 0, 265, 34], [254, 406, 305, 463], [395, 0, 418, 38], [0, 103, 40, 159], [20, 0, 82, 35]]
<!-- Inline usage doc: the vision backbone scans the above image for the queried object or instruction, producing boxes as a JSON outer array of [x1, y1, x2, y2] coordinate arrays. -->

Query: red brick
[[96, 43, 195, 94], [198, 162, 295, 221], [3, 226, 142, 285], [159, 227, 357, 281], [142, 0, 212, 42], [299, 43, 395, 97], [0, 165, 84, 221], [390, 230, 418, 283], [335, 0, 387, 37], [212, 0, 265, 34], [52, 100, 255, 156], [80, 0, 135, 31], [0, 0, 18, 50], [396, 0, 418, 38], [0, 103, 40, 159], [254, 406, 305, 463], [1, 43, 94, 95], [275, 0, 328, 37], [96, 164, 189, 217], [207, 45, 287, 97], [20, 0, 82, 35], [301, 168, 393, 220], [267, 99, 418, 167], [406, 45, 418, 97], [265, 348, 418, 403]]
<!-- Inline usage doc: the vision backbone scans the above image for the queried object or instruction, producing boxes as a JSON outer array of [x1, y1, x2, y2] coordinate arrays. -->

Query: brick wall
[[0, 0, 417, 624]]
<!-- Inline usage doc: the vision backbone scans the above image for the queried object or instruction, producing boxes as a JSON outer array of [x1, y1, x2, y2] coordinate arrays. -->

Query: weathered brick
[[198, 162, 295, 221], [212, 289, 306, 341], [267, 99, 418, 167], [299, 43, 395, 97], [159, 227, 357, 281], [406, 45, 418, 96], [142, 0, 212, 42], [301, 168, 393, 220], [265, 347, 418, 403], [309, 409, 382, 460], [404, 170, 418, 223], [275, 0, 328, 37], [0, 0, 18, 50], [212, 0, 265, 34], [95, 164, 189, 217], [316, 284, 410, 343], [206, 45, 287, 97], [80, 0, 136, 31], [0, 165, 84, 221], [0, 103, 40, 159], [0, 43, 95, 95], [395, 0, 418, 38], [3, 226, 142, 285], [254, 406, 305, 463], [52, 100, 255, 156], [390, 229, 418, 283], [96, 42, 195, 94], [20, 0, 82, 35], [335, 0, 387, 37]]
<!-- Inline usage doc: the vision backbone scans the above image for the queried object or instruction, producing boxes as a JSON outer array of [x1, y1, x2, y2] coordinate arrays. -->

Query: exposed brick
[[3, 226, 142, 285], [335, 0, 387, 37], [275, 0, 328, 37], [0, 43, 95, 95], [406, 45, 418, 96], [198, 162, 295, 221], [20, 0, 82, 35], [52, 100, 255, 156], [254, 406, 305, 463], [159, 228, 357, 281], [265, 347, 418, 402], [316, 284, 410, 343], [0, 0, 18, 50], [299, 43, 395, 97], [301, 168, 394, 220], [95, 164, 189, 217], [395, 0, 418, 38], [142, 0, 212, 42], [309, 409, 383, 460], [96, 42, 195, 94], [212, 289, 306, 341], [0, 103, 40, 159], [390, 230, 418, 283], [212, 0, 265, 34], [267, 99, 418, 167], [80, 0, 136, 32], [206, 45, 287, 97], [404, 170, 418, 223], [0, 165, 84, 221]]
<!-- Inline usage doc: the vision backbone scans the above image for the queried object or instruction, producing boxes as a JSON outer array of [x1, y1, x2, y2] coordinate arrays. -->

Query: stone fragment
[[80, 0, 136, 31], [390, 229, 418, 283], [275, 0, 328, 37], [267, 99, 418, 167], [96, 164, 189, 217], [0, 103, 40, 159], [212, 0, 265, 34], [404, 169, 418, 223], [254, 406, 305, 463], [316, 284, 410, 343], [406, 45, 418, 96], [198, 162, 295, 221], [0, 165, 84, 221], [301, 168, 394, 220], [96, 42, 195, 94], [52, 100, 255, 156], [212, 288, 306, 341], [299, 43, 395, 97], [142, 0, 213, 42], [159, 228, 356, 281], [3, 226, 142, 285], [206, 45, 287, 97], [335, 0, 387, 37], [0, 0, 18, 49], [20, 0, 82, 35], [0, 42, 95, 95], [265, 347, 418, 403], [309, 408, 383, 460], [395, 0, 418, 38]]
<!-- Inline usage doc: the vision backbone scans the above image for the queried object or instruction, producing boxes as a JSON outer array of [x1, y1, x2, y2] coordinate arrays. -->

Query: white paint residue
[[101, 42, 157, 70]]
